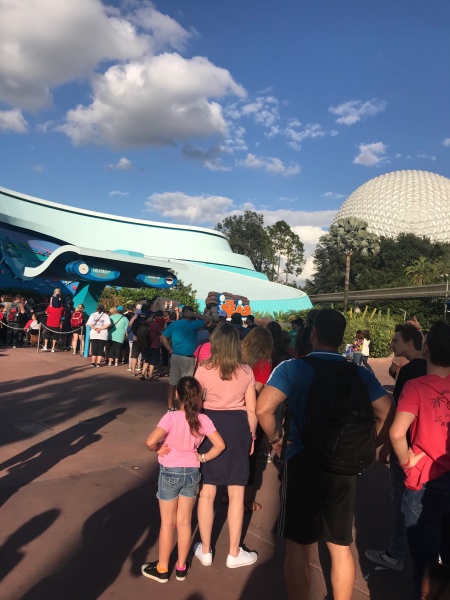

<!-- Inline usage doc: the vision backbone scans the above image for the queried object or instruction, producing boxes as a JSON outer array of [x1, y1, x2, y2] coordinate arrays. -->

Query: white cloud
[[322, 191, 345, 200], [106, 157, 132, 170], [417, 153, 436, 161], [31, 164, 44, 173], [283, 121, 337, 151], [109, 190, 129, 196], [0, 0, 153, 110], [145, 191, 234, 224], [226, 95, 280, 128], [329, 99, 387, 126], [443, 138, 450, 147], [58, 54, 245, 147], [181, 144, 231, 171], [353, 142, 387, 166], [0, 109, 28, 133], [237, 153, 301, 176]]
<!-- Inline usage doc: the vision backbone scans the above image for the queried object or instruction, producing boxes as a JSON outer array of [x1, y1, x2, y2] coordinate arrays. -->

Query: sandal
[[139, 375, 146, 380], [149, 375, 160, 381], [244, 501, 262, 513]]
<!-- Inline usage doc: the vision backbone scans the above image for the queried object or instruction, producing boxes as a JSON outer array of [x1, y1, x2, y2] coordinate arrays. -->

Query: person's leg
[[197, 484, 217, 553], [167, 384, 176, 409], [176, 495, 196, 568], [362, 355, 374, 374], [131, 356, 138, 375], [285, 540, 311, 600], [227, 485, 245, 556], [326, 542, 355, 600], [141, 362, 149, 378], [72, 333, 78, 354], [387, 456, 407, 560], [52, 336, 57, 350], [158, 498, 178, 570]]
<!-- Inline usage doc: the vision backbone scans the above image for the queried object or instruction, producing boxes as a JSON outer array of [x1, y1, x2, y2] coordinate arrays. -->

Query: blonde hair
[[53, 288, 61, 295], [203, 322, 243, 380], [109, 306, 117, 315], [76, 304, 84, 311], [241, 326, 273, 368]]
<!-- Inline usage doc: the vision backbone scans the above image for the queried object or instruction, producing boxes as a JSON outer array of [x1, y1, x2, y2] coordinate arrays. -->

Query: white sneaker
[[42, 347, 48, 352], [127, 367, 132, 372], [51, 349, 55, 353], [194, 543, 212, 566], [226, 547, 258, 569]]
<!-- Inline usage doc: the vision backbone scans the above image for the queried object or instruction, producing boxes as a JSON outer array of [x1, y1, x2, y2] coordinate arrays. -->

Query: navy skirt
[[199, 409, 251, 486]]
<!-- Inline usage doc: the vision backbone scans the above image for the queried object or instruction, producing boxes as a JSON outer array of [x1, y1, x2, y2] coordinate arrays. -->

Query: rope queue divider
[[0, 319, 84, 354]]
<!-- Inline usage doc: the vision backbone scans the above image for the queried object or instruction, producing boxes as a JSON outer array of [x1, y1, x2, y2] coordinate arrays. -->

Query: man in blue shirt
[[257, 308, 393, 600], [161, 306, 211, 410]]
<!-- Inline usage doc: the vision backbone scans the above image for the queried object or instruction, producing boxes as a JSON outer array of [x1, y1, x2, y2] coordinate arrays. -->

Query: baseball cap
[[116, 305, 123, 312], [218, 309, 227, 318]]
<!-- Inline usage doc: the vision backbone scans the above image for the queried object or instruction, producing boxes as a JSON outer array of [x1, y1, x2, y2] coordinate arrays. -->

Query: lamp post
[[442, 274, 449, 322]]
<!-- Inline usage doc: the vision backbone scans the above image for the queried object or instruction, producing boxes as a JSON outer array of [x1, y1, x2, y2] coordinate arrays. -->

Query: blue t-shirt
[[162, 319, 205, 355], [267, 351, 387, 461]]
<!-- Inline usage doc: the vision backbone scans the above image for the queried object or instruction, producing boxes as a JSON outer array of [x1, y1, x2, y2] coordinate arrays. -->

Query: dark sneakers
[[141, 561, 169, 583], [176, 561, 190, 581]]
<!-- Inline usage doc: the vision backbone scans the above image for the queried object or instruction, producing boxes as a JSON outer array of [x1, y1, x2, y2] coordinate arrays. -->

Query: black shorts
[[91, 339, 106, 356], [44, 326, 61, 340], [277, 450, 358, 546]]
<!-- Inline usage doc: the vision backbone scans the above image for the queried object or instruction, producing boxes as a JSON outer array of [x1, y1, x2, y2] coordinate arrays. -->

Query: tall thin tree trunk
[[343, 252, 351, 312], [277, 256, 281, 282]]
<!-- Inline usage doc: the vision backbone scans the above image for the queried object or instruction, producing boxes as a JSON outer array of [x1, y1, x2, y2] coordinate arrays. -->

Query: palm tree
[[405, 256, 436, 285], [323, 218, 380, 312]]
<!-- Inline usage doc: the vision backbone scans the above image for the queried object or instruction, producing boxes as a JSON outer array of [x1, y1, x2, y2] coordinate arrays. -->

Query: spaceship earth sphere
[[334, 170, 450, 243]]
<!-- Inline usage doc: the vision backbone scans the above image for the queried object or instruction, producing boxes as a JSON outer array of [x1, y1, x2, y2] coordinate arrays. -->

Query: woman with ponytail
[[142, 377, 225, 584]]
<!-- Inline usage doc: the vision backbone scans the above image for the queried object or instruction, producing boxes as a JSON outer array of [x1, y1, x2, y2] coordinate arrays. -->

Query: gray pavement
[[0, 348, 410, 599]]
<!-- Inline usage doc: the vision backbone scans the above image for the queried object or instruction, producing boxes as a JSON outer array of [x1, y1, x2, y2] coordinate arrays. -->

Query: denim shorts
[[157, 466, 201, 501]]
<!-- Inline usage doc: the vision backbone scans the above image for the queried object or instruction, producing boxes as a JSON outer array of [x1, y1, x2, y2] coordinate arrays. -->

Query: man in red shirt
[[390, 322, 450, 599], [42, 303, 64, 352]]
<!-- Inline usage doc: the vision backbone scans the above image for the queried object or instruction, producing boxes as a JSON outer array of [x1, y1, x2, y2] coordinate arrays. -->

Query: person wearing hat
[[218, 309, 228, 322], [161, 306, 212, 410]]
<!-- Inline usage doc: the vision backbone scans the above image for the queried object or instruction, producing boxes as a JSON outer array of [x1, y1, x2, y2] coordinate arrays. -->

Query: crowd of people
[[140, 306, 450, 600], [2, 291, 449, 599]]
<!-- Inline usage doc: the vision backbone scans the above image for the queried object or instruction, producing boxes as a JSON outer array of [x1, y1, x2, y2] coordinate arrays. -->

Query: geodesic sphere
[[334, 170, 450, 242]]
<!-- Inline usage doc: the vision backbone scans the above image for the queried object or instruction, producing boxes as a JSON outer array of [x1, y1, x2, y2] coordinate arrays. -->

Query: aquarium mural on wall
[[0, 225, 75, 296]]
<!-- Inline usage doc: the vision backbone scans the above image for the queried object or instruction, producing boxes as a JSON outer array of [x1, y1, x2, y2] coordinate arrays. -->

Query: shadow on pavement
[[0, 409, 125, 506]]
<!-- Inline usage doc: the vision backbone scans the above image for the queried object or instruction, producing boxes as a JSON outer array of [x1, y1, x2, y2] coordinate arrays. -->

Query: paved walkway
[[0, 349, 410, 599]]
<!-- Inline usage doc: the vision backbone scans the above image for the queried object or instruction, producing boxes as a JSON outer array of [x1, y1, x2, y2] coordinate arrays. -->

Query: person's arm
[[244, 384, 258, 446], [371, 393, 395, 446], [160, 334, 173, 354], [256, 384, 288, 457], [183, 310, 212, 324], [390, 411, 426, 468], [145, 426, 171, 456], [388, 360, 398, 380], [196, 430, 226, 463]]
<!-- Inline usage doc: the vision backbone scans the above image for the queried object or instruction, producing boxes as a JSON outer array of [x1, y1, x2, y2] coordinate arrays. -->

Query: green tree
[[405, 256, 436, 285], [318, 217, 380, 312], [100, 280, 199, 311], [266, 220, 305, 283], [215, 211, 273, 274]]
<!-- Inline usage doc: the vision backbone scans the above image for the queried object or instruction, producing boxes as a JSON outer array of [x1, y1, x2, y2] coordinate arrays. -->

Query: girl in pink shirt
[[142, 377, 225, 584]]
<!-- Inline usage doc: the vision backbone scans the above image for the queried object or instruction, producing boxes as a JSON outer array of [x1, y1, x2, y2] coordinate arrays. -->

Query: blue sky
[[1, 0, 449, 279]]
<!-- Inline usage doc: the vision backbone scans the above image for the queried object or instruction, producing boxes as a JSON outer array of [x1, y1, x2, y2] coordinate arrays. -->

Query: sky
[[1, 0, 449, 281]]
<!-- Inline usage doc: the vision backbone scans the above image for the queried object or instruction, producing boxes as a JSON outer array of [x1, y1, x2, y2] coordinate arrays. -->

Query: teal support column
[[73, 282, 105, 316]]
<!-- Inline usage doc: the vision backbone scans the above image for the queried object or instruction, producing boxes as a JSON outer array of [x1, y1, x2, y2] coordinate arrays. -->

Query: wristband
[[269, 435, 282, 445], [399, 457, 410, 468]]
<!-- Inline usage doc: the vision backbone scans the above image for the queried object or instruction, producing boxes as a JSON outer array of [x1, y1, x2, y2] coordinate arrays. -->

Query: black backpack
[[295, 356, 377, 475], [131, 315, 146, 335], [135, 323, 150, 348]]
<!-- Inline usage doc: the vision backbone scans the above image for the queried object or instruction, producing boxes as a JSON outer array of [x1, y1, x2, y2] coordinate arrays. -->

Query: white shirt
[[87, 312, 111, 340]]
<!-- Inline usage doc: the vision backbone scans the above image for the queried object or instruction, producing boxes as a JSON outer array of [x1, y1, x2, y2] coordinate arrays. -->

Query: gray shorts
[[169, 354, 195, 385]]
